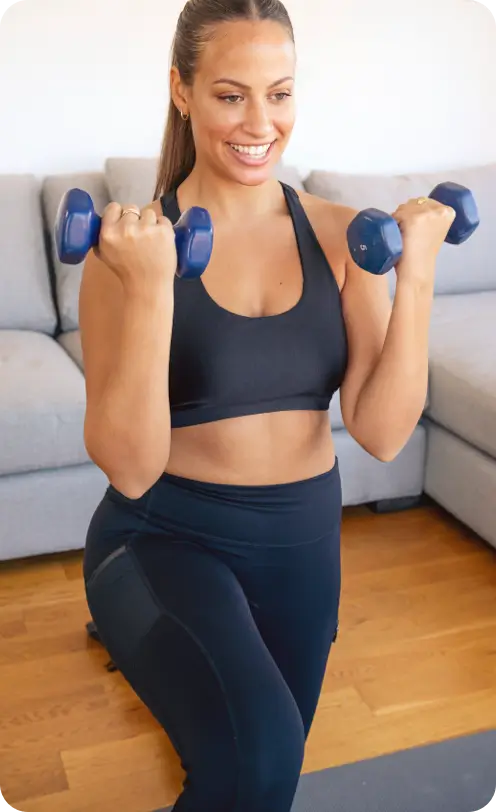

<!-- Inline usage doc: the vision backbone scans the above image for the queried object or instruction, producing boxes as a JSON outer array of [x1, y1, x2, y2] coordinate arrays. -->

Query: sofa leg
[[367, 494, 426, 514]]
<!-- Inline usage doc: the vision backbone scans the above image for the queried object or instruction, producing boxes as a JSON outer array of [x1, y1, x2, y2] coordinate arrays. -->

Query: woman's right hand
[[94, 202, 177, 293]]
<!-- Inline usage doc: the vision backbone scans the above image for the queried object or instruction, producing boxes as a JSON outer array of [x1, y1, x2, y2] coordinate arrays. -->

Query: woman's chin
[[232, 169, 275, 186]]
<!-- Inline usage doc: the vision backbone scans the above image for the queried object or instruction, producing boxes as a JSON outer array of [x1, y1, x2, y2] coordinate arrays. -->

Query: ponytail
[[153, 98, 196, 200]]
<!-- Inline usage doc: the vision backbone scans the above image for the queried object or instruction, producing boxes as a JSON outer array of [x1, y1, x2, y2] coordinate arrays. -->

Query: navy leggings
[[83, 459, 342, 812]]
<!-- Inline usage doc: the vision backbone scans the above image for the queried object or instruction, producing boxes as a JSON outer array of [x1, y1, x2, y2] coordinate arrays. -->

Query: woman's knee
[[237, 691, 305, 810], [180, 693, 305, 812]]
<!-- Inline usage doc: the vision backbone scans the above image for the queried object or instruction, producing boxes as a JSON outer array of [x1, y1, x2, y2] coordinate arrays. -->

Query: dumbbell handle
[[347, 182, 480, 275], [55, 188, 213, 279]]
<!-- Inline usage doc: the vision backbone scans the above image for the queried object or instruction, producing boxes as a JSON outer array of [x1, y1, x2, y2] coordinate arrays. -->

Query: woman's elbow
[[84, 422, 170, 499], [362, 440, 401, 463], [345, 422, 406, 463], [371, 446, 402, 463]]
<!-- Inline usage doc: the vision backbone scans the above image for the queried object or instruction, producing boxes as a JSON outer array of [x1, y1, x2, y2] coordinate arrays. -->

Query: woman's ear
[[170, 66, 189, 116]]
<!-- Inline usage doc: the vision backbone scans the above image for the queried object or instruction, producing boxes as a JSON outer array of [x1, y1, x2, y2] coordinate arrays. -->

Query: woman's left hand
[[392, 196, 457, 285]]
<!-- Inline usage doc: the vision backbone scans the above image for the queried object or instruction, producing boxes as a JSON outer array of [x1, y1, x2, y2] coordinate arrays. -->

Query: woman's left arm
[[336, 196, 456, 462]]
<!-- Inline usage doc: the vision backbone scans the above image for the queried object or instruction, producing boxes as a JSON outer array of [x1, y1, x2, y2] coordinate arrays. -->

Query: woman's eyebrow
[[212, 76, 294, 89]]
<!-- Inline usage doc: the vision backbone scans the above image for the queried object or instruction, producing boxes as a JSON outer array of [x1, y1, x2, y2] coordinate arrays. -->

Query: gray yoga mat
[[156, 729, 496, 812]]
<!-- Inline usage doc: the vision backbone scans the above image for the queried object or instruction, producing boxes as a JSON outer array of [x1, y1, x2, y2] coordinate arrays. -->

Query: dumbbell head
[[428, 182, 480, 245], [55, 188, 101, 266], [347, 208, 403, 275], [54, 188, 213, 278], [347, 181, 480, 275], [174, 208, 214, 279]]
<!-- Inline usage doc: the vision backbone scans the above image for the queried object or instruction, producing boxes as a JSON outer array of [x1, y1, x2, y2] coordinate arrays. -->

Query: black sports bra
[[160, 182, 348, 428]]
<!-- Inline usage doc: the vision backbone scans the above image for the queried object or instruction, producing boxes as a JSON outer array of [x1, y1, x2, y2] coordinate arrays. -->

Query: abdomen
[[165, 410, 336, 485]]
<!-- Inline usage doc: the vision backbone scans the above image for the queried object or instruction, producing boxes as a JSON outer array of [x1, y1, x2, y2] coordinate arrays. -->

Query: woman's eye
[[221, 95, 243, 104], [220, 92, 292, 104]]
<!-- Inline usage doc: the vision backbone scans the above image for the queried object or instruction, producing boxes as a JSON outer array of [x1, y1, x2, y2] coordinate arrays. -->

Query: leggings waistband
[[158, 458, 340, 499], [88, 463, 342, 570]]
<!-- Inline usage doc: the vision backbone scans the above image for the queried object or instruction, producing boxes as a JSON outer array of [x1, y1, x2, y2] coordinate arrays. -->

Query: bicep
[[339, 255, 392, 428]]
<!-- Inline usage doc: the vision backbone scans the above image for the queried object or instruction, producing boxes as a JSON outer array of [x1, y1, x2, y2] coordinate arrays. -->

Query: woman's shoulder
[[291, 188, 359, 291], [294, 188, 358, 234]]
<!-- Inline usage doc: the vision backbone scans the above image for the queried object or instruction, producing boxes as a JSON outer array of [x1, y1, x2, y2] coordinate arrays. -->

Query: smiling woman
[[155, 1, 297, 197], [80, 0, 450, 809]]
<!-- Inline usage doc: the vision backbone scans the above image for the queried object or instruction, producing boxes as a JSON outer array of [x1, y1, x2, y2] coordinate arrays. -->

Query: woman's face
[[172, 19, 296, 186]]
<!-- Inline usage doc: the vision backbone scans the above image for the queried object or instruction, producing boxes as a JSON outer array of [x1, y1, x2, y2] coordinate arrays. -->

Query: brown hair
[[153, 0, 295, 200]]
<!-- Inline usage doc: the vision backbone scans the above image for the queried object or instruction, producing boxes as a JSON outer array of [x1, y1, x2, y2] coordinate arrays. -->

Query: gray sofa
[[1, 158, 495, 563]]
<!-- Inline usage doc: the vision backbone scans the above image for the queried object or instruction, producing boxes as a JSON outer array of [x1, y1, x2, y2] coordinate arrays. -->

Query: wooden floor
[[1, 501, 495, 811]]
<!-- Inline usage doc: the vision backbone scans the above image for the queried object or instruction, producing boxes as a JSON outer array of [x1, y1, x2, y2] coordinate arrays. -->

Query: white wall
[[0, 0, 495, 181]]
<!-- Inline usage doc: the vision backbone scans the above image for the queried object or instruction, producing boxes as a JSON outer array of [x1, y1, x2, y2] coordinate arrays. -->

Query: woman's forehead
[[197, 21, 295, 81]]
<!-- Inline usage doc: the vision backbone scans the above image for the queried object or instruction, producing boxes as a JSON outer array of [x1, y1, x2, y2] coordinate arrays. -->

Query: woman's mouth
[[227, 141, 275, 165]]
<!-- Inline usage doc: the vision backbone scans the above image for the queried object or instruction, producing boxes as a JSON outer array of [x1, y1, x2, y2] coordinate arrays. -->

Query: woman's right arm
[[80, 203, 177, 499]]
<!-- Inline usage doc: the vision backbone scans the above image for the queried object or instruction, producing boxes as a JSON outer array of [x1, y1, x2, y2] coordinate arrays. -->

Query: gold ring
[[416, 197, 428, 205], [121, 208, 141, 218]]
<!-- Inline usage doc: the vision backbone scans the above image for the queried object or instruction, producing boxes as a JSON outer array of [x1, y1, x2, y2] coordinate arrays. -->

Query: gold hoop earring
[[180, 110, 190, 121]]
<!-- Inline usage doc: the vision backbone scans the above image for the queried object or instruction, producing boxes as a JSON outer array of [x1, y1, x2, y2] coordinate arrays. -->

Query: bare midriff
[[165, 410, 336, 485]]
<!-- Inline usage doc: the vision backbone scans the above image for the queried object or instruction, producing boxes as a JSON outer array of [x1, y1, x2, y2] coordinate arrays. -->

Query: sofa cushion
[[0, 331, 89, 476], [304, 163, 495, 297], [42, 173, 111, 333], [57, 329, 83, 370], [105, 157, 305, 209], [330, 390, 345, 430], [425, 291, 496, 458], [0, 174, 58, 333]]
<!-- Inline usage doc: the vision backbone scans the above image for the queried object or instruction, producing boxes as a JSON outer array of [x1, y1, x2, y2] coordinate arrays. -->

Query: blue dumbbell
[[347, 182, 480, 275], [54, 188, 214, 279]]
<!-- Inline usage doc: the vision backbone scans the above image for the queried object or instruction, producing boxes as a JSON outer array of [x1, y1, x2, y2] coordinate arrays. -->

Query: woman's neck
[[177, 162, 284, 226]]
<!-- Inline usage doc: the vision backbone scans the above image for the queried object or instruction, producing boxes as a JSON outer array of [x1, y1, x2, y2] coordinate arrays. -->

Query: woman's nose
[[243, 100, 274, 137]]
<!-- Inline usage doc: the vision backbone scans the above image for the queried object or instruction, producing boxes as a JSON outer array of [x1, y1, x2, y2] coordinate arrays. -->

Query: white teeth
[[229, 143, 272, 156]]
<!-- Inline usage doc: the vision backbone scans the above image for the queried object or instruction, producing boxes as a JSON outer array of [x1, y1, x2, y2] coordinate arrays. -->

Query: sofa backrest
[[304, 163, 495, 297], [105, 157, 159, 209], [5, 159, 491, 336], [0, 175, 58, 333], [104, 156, 305, 206]]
